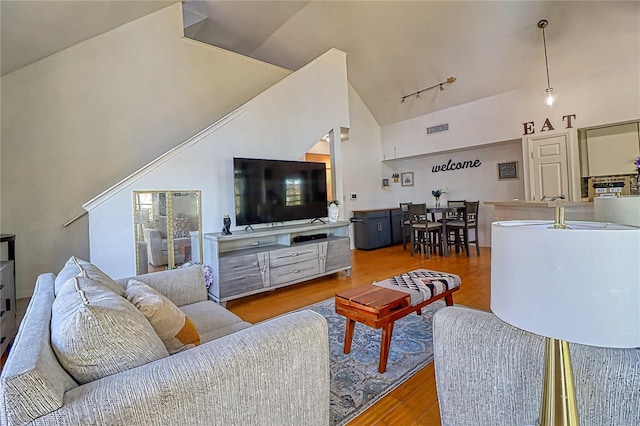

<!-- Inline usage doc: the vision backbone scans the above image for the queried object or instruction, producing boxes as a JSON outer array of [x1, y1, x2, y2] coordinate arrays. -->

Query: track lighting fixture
[[400, 77, 456, 104]]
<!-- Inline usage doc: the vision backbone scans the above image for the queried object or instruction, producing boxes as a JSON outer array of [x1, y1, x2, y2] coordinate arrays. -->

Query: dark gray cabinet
[[390, 208, 403, 245], [352, 209, 399, 250]]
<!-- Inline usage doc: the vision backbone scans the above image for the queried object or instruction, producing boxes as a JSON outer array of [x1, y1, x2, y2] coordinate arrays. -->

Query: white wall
[[86, 49, 350, 278], [392, 141, 524, 246], [381, 59, 640, 160], [0, 4, 291, 298], [341, 87, 524, 248], [341, 85, 397, 246], [378, 58, 639, 247]]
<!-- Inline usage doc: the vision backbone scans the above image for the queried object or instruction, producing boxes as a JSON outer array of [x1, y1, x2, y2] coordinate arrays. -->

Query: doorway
[[526, 133, 572, 201]]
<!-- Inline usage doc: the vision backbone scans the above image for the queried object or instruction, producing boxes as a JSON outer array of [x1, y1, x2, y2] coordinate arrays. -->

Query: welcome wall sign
[[432, 158, 482, 173]]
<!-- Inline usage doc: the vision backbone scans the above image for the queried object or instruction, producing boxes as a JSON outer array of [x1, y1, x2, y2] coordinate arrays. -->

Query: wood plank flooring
[[226, 243, 491, 426]]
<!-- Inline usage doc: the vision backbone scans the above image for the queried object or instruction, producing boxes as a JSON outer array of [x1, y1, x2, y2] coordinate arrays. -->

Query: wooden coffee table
[[335, 281, 458, 373]]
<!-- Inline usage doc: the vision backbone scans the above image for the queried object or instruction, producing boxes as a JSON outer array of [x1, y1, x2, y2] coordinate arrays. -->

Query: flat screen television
[[233, 157, 328, 226]]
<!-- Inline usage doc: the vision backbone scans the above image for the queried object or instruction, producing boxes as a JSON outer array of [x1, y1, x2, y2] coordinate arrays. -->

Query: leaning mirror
[[133, 190, 203, 275]]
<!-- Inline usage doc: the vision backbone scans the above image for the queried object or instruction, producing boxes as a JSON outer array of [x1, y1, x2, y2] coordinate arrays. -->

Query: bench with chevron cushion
[[373, 268, 461, 308]]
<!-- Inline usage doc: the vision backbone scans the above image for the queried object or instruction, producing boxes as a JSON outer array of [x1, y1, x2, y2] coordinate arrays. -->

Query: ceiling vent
[[425, 123, 449, 135]]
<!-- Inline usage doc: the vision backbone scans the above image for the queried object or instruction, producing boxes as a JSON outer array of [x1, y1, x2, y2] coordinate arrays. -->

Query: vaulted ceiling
[[0, 1, 174, 76], [2, 1, 639, 126]]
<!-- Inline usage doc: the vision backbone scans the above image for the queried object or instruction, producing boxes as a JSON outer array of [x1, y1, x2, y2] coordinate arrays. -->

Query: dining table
[[424, 205, 462, 257]]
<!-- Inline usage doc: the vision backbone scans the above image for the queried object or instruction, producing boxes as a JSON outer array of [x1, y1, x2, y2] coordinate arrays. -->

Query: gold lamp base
[[537, 337, 580, 426]]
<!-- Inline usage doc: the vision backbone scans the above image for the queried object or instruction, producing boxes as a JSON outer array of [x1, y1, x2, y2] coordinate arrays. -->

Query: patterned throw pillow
[[173, 215, 191, 238], [54, 256, 125, 297], [51, 276, 169, 384], [126, 279, 201, 354]]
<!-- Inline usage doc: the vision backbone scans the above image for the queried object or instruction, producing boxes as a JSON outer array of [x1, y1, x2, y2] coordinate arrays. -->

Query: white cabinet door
[[586, 123, 640, 176], [528, 134, 570, 201]]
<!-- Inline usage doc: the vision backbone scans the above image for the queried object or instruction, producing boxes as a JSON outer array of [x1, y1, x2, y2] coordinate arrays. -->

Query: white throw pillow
[[51, 275, 169, 384]]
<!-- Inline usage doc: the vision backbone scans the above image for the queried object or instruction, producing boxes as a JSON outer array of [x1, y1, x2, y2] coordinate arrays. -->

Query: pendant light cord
[[541, 25, 551, 89]]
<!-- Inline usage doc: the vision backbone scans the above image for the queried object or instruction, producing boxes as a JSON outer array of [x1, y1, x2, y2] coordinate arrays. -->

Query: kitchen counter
[[485, 200, 592, 208], [484, 200, 594, 222]]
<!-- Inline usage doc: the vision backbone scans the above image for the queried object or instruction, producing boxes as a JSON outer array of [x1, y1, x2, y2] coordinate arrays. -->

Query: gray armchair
[[143, 228, 187, 266], [433, 306, 640, 426]]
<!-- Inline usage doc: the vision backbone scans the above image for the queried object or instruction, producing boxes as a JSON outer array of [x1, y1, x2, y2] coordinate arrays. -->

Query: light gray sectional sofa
[[433, 306, 640, 426], [0, 260, 330, 425]]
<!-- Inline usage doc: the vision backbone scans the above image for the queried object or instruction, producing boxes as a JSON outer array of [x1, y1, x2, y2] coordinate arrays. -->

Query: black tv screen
[[233, 157, 328, 226]]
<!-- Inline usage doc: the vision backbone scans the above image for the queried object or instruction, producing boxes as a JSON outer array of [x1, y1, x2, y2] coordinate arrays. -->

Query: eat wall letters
[[522, 114, 576, 135]]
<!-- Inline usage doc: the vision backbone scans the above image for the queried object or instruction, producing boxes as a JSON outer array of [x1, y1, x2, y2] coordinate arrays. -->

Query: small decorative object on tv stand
[[328, 200, 340, 223], [204, 221, 352, 305], [221, 215, 232, 235]]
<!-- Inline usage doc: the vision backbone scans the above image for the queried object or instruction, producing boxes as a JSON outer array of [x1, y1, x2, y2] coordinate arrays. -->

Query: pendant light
[[538, 19, 556, 108]]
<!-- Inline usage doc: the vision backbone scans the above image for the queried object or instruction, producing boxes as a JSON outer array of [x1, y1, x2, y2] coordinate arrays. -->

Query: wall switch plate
[[350, 193, 357, 200]]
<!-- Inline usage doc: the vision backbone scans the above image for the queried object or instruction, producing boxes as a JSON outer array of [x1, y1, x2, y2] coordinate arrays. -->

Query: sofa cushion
[[126, 279, 201, 354], [51, 276, 169, 384], [54, 256, 125, 296], [180, 300, 252, 343], [116, 265, 208, 307], [0, 273, 79, 425]]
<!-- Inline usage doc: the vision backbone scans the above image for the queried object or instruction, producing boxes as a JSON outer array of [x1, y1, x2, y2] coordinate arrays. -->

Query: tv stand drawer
[[270, 245, 319, 267], [270, 259, 320, 286]]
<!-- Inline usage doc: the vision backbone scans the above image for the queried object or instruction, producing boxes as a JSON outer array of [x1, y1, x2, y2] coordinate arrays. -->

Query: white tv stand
[[203, 221, 351, 304]]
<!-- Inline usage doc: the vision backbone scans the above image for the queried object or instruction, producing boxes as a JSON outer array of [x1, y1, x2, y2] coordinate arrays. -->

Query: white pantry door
[[528, 134, 570, 201]]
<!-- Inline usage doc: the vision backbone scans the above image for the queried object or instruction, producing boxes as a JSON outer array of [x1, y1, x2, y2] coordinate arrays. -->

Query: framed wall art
[[497, 161, 518, 180], [401, 172, 414, 186]]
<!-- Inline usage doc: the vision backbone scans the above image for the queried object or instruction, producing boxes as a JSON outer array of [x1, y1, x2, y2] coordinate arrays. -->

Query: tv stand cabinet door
[[325, 238, 351, 271], [218, 252, 268, 299]]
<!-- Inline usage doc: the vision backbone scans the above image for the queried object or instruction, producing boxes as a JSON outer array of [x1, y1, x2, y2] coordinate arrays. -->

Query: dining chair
[[399, 202, 413, 250], [442, 199, 465, 247], [408, 203, 442, 258], [446, 201, 480, 257], [441, 200, 466, 223]]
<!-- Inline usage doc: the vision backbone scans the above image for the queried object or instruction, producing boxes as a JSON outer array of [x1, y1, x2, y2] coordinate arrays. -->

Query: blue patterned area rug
[[303, 298, 448, 425]]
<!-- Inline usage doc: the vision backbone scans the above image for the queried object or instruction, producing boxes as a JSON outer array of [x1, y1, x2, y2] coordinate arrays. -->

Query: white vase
[[328, 203, 340, 222]]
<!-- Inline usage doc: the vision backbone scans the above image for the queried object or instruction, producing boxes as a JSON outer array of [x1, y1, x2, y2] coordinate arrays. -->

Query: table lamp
[[491, 208, 640, 425]]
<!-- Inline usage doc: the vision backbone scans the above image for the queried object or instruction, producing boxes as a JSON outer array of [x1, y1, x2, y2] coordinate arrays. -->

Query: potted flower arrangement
[[328, 200, 340, 222], [392, 173, 400, 183], [431, 189, 447, 207], [631, 156, 640, 195]]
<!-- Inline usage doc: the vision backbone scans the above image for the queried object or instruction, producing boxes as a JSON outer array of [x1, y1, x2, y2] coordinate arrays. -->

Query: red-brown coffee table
[[335, 273, 459, 373]]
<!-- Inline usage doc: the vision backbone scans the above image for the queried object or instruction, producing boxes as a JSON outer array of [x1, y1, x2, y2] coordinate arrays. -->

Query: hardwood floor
[[226, 243, 491, 426]]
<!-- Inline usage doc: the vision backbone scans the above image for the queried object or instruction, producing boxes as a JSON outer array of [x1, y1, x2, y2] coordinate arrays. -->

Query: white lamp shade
[[491, 220, 640, 348]]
